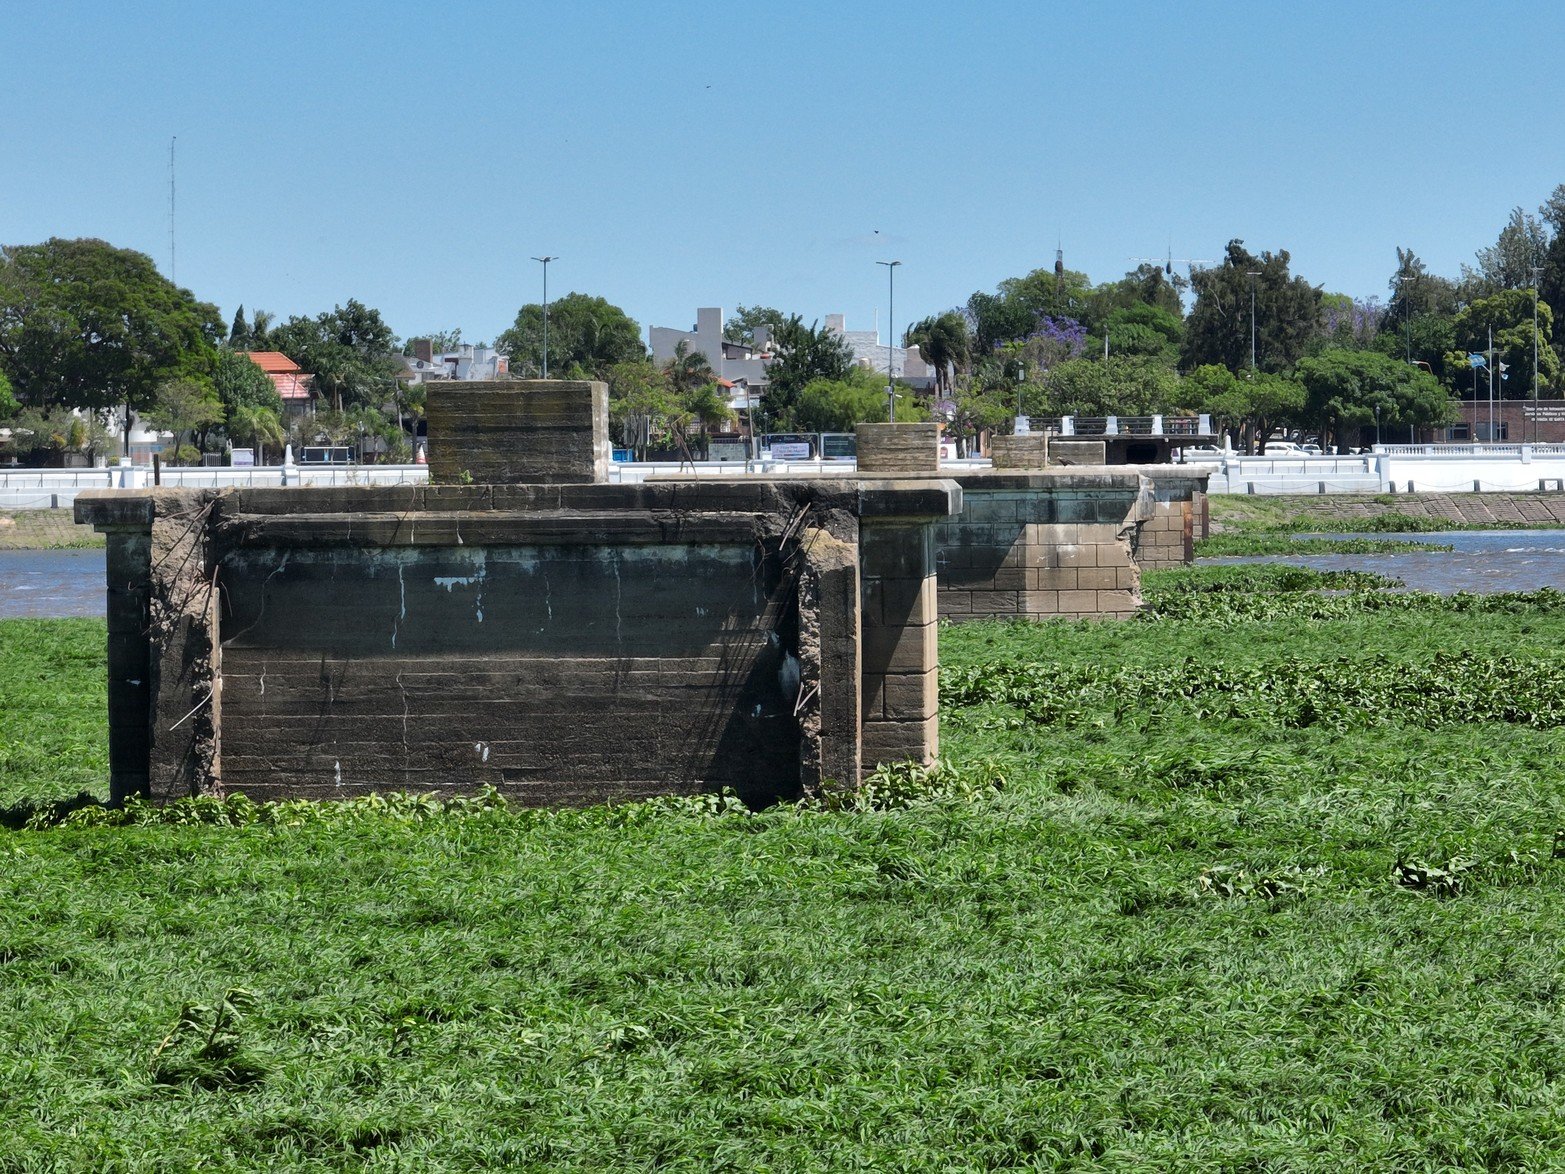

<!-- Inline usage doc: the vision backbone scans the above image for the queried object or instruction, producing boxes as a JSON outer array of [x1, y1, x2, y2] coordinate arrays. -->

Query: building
[[399, 340, 509, 383], [241, 352, 315, 416]]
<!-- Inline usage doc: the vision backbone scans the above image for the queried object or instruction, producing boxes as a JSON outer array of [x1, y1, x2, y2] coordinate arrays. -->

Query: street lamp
[[877, 260, 901, 421], [1533, 265, 1544, 444], [1246, 271, 1262, 372], [531, 255, 558, 377]]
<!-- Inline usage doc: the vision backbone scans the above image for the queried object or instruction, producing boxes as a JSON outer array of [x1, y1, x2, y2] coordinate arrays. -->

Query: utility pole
[[877, 260, 901, 421], [531, 256, 557, 377]]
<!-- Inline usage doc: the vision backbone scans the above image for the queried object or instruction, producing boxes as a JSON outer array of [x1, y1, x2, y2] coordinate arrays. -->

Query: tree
[[146, 378, 224, 462], [0, 369, 16, 419], [270, 299, 401, 411], [1447, 289, 1559, 399], [605, 358, 673, 457], [496, 293, 644, 379], [1475, 207, 1550, 292], [723, 305, 788, 347], [1181, 240, 1322, 374], [226, 403, 285, 464], [0, 238, 223, 446], [406, 329, 463, 354], [792, 368, 913, 433], [760, 315, 854, 425], [1034, 355, 1181, 417], [944, 379, 1012, 457], [229, 305, 248, 348], [964, 264, 1094, 354], [1098, 302, 1183, 364], [664, 339, 714, 393], [904, 311, 970, 397], [1297, 348, 1452, 451], [212, 349, 282, 417], [1181, 365, 1305, 454]]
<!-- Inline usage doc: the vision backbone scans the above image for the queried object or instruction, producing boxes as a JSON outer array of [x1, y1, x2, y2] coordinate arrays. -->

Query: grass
[[1195, 532, 1455, 557], [8, 571, 1565, 1167], [1208, 494, 1565, 535]]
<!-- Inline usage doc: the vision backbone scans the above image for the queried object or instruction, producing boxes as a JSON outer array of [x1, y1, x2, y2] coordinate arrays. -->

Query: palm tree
[[905, 311, 971, 398], [227, 404, 286, 465], [664, 339, 715, 393]]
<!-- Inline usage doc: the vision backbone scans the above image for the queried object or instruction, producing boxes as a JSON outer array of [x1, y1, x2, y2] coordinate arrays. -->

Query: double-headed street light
[[531, 255, 558, 377], [877, 259, 901, 421]]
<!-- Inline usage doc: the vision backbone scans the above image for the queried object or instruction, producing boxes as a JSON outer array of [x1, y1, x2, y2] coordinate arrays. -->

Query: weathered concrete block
[[990, 434, 1049, 469], [856, 422, 940, 473], [1048, 440, 1107, 465], [426, 380, 610, 484]]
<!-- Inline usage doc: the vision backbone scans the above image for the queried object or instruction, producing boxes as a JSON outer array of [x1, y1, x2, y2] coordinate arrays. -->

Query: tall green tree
[[1181, 365, 1306, 454], [722, 305, 788, 347], [270, 300, 401, 411], [497, 293, 644, 379], [1446, 289, 1559, 398], [146, 377, 225, 463], [1181, 240, 1322, 374], [904, 311, 971, 397], [0, 238, 223, 445], [760, 316, 854, 425], [1475, 206, 1551, 292], [1296, 348, 1452, 450]]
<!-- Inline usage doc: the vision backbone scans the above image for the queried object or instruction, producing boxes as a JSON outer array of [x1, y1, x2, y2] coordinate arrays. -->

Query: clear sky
[[5, 0, 1564, 349]]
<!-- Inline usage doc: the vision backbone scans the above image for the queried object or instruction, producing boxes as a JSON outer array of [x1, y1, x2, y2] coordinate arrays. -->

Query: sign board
[[230, 448, 255, 468], [1014, 416, 1031, 435], [764, 433, 814, 461], [821, 433, 857, 460]]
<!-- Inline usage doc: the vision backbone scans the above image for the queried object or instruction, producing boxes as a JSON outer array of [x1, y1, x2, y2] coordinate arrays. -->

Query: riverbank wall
[[1212, 492, 1565, 529]]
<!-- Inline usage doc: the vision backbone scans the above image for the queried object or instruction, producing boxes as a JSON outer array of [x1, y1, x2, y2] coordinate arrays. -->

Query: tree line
[[3, 187, 1564, 463]]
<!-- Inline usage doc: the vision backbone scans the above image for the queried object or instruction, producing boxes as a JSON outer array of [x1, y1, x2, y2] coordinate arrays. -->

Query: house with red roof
[[241, 352, 315, 415]]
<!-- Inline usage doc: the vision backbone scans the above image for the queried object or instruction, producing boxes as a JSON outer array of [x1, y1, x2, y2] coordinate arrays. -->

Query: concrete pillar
[[990, 434, 1049, 469], [798, 531, 861, 794], [856, 422, 940, 473], [425, 380, 611, 484], [859, 520, 939, 768], [102, 526, 153, 803]]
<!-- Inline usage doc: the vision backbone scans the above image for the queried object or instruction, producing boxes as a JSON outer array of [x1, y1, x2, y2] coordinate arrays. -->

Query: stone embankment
[[0, 510, 102, 550], [1214, 493, 1565, 530]]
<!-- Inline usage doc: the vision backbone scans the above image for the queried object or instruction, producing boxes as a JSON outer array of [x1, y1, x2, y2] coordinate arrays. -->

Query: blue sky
[[5, 0, 1564, 348]]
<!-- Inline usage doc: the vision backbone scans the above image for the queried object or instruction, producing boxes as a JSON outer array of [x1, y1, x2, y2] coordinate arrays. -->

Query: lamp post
[[531, 255, 558, 377], [877, 260, 901, 421], [1397, 274, 1414, 362], [1533, 265, 1544, 445], [1247, 271, 1262, 372]]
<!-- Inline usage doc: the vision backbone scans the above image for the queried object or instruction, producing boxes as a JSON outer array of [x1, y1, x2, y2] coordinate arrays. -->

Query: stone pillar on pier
[[103, 525, 153, 803], [425, 380, 611, 484], [859, 518, 939, 768], [856, 422, 941, 474]]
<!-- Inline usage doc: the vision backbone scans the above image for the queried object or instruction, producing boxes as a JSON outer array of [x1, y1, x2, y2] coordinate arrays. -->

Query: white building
[[399, 341, 509, 383], [648, 307, 776, 415]]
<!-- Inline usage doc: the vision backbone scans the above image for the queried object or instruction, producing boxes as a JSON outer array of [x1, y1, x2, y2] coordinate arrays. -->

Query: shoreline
[[0, 510, 103, 551]]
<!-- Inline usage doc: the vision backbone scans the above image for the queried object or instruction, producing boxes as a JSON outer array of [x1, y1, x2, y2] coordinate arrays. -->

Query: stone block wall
[[933, 473, 1149, 621], [857, 422, 941, 473], [78, 479, 959, 807], [990, 434, 1049, 469], [1048, 439, 1107, 465], [860, 521, 939, 769], [425, 380, 610, 484], [1125, 468, 1212, 568]]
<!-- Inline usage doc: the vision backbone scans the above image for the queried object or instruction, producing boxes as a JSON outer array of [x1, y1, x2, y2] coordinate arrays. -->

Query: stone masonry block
[[862, 716, 938, 769], [856, 422, 941, 473], [990, 434, 1049, 469], [426, 380, 610, 485]]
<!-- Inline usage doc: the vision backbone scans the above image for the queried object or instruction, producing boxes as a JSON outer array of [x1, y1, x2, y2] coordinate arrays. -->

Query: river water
[[0, 549, 106, 618], [2, 531, 1564, 619], [1202, 530, 1565, 594]]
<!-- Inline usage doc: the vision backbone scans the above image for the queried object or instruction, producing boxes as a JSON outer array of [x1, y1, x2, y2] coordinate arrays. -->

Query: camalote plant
[[12, 564, 1565, 1166]]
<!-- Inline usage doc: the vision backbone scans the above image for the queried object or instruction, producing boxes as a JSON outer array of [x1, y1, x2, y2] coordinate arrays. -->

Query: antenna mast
[[168, 136, 176, 282]]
